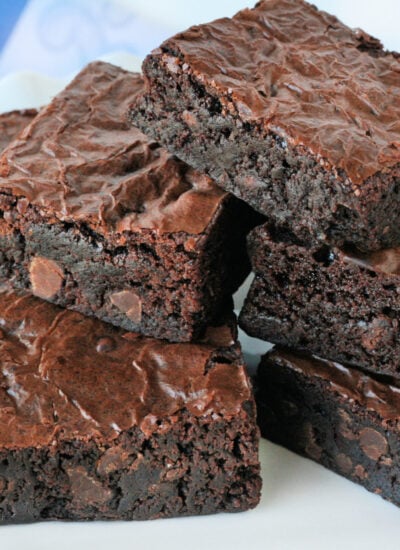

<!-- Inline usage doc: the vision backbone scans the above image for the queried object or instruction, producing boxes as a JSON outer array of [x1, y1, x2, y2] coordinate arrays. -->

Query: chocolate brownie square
[[239, 222, 400, 378], [131, 0, 400, 252], [0, 61, 260, 342], [257, 347, 400, 506], [0, 287, 261, 523]]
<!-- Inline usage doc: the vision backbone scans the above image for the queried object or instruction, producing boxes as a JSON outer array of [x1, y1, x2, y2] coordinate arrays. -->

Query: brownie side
[[0, 412, 261, 523], [131, 0, 400, 252], [0, 288, 261, 523], [239, 223, 400, 377], [256, 348, 400, 506], [0, 189, 258, 342], [0, 62, 260, 341]]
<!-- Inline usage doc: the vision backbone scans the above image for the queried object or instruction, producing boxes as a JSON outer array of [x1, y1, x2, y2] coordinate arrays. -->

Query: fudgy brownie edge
[[257, 348, 400, 506], [239, 222, 400, 378]]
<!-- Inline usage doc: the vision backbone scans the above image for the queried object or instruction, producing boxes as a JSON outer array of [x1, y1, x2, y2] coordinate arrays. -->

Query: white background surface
[[0, 1, 400, 548]]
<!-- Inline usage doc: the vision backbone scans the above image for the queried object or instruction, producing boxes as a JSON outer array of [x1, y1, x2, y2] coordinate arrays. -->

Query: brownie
[[0, 108, 37, 152], [0, 61, 260, 342], [131, 0, 400, 252], [239, 222, 400, 378], [0, 287, 261, 523], [256, 347, 400, 506]]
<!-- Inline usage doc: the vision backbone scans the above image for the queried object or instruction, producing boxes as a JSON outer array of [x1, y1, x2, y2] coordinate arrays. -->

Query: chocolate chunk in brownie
[[0, 61, 261, 342], [0, 287, 261, 523], [239, 222, 400, 378], [256, 347, 400, 507], [131, 0, 400, 252]]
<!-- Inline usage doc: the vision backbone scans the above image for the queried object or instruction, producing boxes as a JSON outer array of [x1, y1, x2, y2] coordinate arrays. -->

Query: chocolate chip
[[301, 422, 322, 460], [359, 427, 388, 460], [182, 110, 198, 127], [110, 290, 142, 323], [29, 257, 64, 300], [335, 453, 352, 473], [354, 465, 368, 479], [96, 446, 130, 476], [164, 467, 185, 481], [380, 456, 393, 466], [66, 466, 112, 507], [96, 337, 116, 353], [337, 409, 357, 440], [361, 316, 392, 351]]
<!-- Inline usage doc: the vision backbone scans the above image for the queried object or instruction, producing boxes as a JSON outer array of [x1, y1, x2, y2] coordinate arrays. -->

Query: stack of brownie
[[1, 0, 399, 522], [130, 0, 400, 506], [0, 64, 262, 522]]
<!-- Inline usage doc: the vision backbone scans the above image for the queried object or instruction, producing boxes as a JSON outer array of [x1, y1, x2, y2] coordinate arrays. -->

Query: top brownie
[[0, 63, 225, 238], [132, 0, 400, 252], [0, 109, 37, 152], [0, 62, 257, 341]]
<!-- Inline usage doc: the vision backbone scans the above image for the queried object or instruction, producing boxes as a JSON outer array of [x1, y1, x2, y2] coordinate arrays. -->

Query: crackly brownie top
[[0, 109, 37, 153], [0, 289, 250, 449], [0, 62, 225, 235], [263, 348, 400, 421], [155, 0, 400, 184]]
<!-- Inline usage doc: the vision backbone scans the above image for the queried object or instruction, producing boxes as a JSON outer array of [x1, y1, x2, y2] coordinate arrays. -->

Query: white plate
[[0, 2, 400, 548]]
